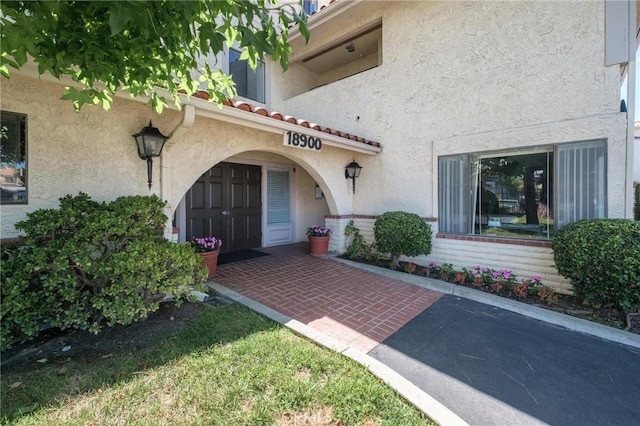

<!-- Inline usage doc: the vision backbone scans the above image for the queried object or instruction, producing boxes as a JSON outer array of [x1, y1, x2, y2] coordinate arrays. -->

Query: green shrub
[[1, 193, 207, 350], [343, 220, 373, 260], [373, 211, 432, 266], [552, 219, 640, 313]]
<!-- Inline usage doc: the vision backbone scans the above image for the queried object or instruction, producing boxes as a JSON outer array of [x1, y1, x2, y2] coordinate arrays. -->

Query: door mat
[[217, 249, 271, 265]]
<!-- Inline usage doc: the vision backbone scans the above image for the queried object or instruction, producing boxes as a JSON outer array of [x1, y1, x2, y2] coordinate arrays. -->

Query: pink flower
[[306, 226, 332, 237], [191, 236, 222, 252]]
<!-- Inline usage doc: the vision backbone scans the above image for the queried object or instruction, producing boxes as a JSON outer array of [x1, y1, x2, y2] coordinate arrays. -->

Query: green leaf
[[108, 2, 131, 35], [0, 0, 306, 110]]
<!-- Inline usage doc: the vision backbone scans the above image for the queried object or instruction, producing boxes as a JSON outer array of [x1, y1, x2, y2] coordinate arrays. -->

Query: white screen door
[[265, 168, 293, 246]]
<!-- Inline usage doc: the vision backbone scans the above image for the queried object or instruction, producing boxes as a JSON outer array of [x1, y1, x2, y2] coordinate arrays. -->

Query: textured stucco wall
[[0, 74, 352, 240], [161, 112, 358, 220], [280, 0, 624, 216], [0, 0, 628, 295], [0, 73, 180, 238], [317, 52, 379, 87], [273, 0, 627, 293]]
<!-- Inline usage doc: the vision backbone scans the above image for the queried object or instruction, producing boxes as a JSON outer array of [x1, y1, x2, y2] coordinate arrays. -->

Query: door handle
[[220, 210, 229, 216]]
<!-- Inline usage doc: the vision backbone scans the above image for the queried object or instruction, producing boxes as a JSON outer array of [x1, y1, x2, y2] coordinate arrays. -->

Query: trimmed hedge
[[552, 219, 640, 312], [0, 193, 207, 350], [373, 211, 432, 266]]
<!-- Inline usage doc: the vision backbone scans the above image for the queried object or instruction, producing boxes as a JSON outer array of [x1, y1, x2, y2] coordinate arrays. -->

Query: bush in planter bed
[[0, 193, 207, 350], [373, 211, 432, 267], [552, 218, 640, 313]]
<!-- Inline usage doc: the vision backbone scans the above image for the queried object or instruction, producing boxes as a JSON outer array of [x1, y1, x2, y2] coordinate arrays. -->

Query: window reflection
[[0, 111, 27, 204], [473, 152, 553, 239], [229, 48, 265, 103]]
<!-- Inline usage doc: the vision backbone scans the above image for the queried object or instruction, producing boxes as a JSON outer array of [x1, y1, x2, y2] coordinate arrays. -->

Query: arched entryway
[[174, 151, 333, 253]]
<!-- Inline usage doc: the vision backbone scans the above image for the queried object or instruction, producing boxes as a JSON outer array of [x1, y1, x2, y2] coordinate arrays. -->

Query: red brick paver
[[214, 243, 442, 352]]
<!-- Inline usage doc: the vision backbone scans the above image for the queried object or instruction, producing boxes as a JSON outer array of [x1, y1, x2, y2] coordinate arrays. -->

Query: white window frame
[[438, 140, 607, 239], [0, 111, 28, 205], [227, 47, 267, 105], [264, 167, 294, 246]]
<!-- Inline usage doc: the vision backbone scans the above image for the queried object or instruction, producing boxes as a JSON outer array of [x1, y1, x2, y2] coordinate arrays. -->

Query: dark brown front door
[[185, 162, 261, 253]]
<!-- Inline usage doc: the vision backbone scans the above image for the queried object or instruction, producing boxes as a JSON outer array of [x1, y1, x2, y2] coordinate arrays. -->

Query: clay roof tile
[[178, 92, 381, 148]]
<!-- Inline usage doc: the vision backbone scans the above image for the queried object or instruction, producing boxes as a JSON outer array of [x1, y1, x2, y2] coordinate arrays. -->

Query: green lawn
[[1, 304, 433, 425]]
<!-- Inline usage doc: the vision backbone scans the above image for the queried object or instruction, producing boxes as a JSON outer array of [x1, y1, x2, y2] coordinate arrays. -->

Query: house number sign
[[284, 131, 322, 151]]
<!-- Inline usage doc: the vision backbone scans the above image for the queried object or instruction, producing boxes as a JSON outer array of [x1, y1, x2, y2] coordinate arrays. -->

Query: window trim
[[0, 110, 28, 205], [228, 47, 266, 104], [437, 139, 607, 241]]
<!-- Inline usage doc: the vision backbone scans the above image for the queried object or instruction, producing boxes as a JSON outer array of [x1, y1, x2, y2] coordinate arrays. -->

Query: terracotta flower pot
[[308, 236, 330, 257], [199, 250, 220, 278]]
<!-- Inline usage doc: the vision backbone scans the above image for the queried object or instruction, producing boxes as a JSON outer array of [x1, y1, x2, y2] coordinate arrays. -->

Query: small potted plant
[[191, 236, 222, 278], [306, 225, 332, 257]]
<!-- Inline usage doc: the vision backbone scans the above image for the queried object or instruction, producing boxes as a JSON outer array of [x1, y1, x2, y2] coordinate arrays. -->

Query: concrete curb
[[207, 282, 469, 426], [330, 256, 640, 350]]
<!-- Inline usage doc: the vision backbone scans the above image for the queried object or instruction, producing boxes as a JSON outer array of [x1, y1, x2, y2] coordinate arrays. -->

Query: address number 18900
[[284, 131, 322, 151]]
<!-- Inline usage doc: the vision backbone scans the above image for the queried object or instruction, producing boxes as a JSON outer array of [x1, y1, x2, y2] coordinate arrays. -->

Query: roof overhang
[[9, 62, 381, 156], [186, 95, 381, 155]]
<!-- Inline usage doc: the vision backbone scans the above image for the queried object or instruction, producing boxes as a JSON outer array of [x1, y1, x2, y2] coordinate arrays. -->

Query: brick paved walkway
[[213, 243, 442, 352]]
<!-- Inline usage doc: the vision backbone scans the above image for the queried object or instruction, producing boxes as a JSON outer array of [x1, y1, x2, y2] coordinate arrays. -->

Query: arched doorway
[[174, 151, 334, 252]]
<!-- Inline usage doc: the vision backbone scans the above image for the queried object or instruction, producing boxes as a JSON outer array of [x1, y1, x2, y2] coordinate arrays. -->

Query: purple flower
[[429, 262, 438, 268], [307, 225, 332, 237], [191, 236, 222, 252], [531, 275, 542, 283]]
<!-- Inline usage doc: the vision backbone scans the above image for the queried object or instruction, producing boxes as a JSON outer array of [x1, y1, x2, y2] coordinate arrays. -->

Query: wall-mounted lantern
[[344, 160, 362, 194], [132, 120, 169, 190]]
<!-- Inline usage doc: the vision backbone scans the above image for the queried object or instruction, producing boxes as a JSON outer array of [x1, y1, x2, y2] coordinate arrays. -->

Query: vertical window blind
[[556, 140, 606, 228], [438, 155, 470, 234], [267, 169, 290, 225]]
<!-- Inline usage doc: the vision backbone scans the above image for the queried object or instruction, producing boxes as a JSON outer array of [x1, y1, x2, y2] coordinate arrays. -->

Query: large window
[[0, 111, 27, 204], [228, 48, 265, 103], [438, 140, 607, 239]]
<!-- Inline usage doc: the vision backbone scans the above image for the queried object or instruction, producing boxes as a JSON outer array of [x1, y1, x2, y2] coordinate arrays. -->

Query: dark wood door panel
[[230, 182, 244, 209], [247, 214, 261, 241], [188, 181, 206, 210], [247, 182, 260, 208], [208, 182, 224, 209], [185, 162, 261, 253], [187, 217, 205, 240]]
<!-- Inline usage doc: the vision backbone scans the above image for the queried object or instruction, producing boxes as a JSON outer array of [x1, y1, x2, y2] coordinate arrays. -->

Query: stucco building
[[1, 0, 638, 294]]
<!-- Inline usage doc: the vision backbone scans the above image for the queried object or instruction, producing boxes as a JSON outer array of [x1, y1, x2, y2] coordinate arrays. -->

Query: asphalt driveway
[[210, 244, 640, 426], [369, 295, 640, 426]]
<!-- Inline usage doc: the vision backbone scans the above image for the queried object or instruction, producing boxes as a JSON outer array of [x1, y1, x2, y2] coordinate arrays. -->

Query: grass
[[1, 304, 433, 425]]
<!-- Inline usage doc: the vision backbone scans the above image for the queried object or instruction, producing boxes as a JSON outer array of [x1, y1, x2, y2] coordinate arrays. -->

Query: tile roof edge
[[192, 92, 380, 148]]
